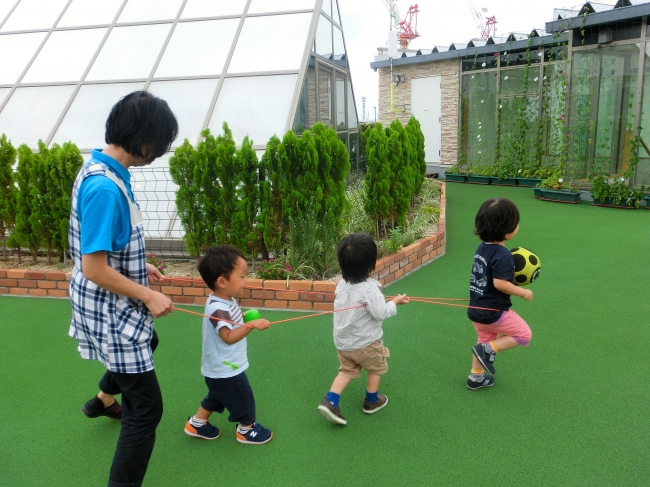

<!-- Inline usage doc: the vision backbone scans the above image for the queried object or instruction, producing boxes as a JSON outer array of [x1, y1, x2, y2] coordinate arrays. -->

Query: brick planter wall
[[1, 185, 446, 311]]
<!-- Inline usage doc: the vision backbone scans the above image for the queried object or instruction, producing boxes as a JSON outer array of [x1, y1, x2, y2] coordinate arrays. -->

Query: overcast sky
[[338, 0, 585, 121]]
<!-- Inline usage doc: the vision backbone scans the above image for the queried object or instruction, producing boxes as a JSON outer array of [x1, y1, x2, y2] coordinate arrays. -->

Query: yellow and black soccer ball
[[510, 247, 541, 286]]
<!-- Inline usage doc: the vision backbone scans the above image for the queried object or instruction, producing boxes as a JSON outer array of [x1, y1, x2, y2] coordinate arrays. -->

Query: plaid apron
[[68, 162, 154, 374]]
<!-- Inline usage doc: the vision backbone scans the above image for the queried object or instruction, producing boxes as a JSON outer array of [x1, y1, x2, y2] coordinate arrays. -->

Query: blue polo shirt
[[77, 149, 136, 255]]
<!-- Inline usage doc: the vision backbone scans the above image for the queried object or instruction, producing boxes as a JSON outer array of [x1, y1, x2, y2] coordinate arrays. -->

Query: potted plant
[[467, 163, 495, 184], [494, 160, 518, 186], [590, 174, 643, 209], [444, 163, 466, 183], [644, 194, 650, 210], [518, 166, 550, 187], [538, 168, 581, 204]]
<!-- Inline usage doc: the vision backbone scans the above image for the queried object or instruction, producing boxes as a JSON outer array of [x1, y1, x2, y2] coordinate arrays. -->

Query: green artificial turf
[[2, 183, 649, 486]]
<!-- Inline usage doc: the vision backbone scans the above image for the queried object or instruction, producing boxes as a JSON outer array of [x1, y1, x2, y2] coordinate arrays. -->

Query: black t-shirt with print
[[467, 242, 514, 324]]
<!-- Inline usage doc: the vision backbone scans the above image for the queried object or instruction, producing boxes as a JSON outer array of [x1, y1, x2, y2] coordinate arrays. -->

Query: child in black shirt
[[467, 198, 533, 390]]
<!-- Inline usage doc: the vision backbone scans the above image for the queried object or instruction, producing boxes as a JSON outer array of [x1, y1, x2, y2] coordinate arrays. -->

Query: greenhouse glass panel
[[501, 49, 542, 67], [0, 32, 47, 84], [333, 26, 345, 59], [319, 68, 332, 126], [86, 24, 172, 81], [0, 88, 10, 106], [0, 85, 75, 148], [322, 0, 332, 17], [461, 53, 497, 72], [181, 0, 247, 18], [22, 29, 107, 83], [148, 78, 219, 146], [57, 0, 123, 27], [499, 95, 541, 168], [209, 74, 298, 146], [336, 76, 345, 127], [569, 44, 640, 179], [636, 44, 650, 185], [315, 14, 332, 58], [117, 0, 183, 23], [154, 19, 238, 78], [461, 72, 497, 167], [0, 0, 16, 24], [1, 0, 67, 31], [499, 66, 541, 97], [227, 13, 311, 73], [248, 0, 316, 14], [52, 82, 145, 149], [347, 82, 357, 129], [542, 63, 567, 160], [293, 59, 317, 133], [332, 0, 341, 25]]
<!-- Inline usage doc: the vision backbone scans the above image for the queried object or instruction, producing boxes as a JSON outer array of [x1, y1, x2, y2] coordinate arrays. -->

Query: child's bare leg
[[193, 406, 212, 421], [492, 336, 518, 352], [330, 374, 352, 395], [471, 355, 483, 370], [97, 391, 116, 407], [367, 373, 381, 393]]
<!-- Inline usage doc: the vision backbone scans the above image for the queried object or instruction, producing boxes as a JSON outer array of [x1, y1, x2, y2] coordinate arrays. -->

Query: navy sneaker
[[236, 423, 273, 445], [467, 374, 496, 390], [184, 417, 220, 440], [472, 343, 496, 374], [81, 396, 122, 420]]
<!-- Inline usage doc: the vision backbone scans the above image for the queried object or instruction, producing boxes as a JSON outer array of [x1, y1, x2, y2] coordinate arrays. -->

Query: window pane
[[461, 71, 497, 167], [57, 0, 122, 27], [347, 82, 357, 128], [86, 24, 172, 81], [332, 0, 341, 25], [0, 0, 17, 24], [0, 32, 47, 84], [155, 19, 238, 78], [148, 78, 219, 146], [23, 29, 107, 83], [333, 26, 345, 67], [52, 82, 144, 149], [336, 76, 345, 127], [248, 0, 316, 14], [118, 0, 183, 23], [1, 0, 67, 31], [0, 87, 10, 106], [315, 14, 332, 58], [0, 85, 75, 148], [181, 0, 247, 18], [499, 66, 540, 97], [209, 74, 297, 146], [322, 0, 332, 17], [293, 58, 317, 133], [318, 69, 331, 126], [228, 13, 311, 73]]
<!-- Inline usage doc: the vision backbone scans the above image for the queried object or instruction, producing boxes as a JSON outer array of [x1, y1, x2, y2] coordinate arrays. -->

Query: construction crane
[[465, 0, 497, 40], [382, 1, 420, 48]]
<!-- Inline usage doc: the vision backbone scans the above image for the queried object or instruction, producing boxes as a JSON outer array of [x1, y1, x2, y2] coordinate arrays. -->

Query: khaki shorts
[[337, 340, 390, 379]]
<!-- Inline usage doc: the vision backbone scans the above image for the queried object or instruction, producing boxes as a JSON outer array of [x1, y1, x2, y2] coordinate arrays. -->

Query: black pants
[[201, 372, 256, 425], [100, 331, 162, 487]]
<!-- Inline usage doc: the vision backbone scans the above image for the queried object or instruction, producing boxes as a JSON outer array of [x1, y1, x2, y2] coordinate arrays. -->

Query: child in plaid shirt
[[317, 233, 409, 425]]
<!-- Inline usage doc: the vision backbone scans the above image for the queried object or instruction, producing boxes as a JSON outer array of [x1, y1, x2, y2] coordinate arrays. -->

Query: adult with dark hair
[[68, 91, 178, 487], [466, 197, 534, 391], [317, 233, 409, 426]]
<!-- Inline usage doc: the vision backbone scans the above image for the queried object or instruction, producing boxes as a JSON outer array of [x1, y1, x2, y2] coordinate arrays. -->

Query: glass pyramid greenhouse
[[0, 0, 360, 255]]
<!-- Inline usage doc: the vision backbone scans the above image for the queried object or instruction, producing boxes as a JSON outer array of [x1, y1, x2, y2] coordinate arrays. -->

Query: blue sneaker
[[184, 417, 220, 440], [466, 374, 495, 390], [236, 423, 273, 445], [472, 343, 496, 374]]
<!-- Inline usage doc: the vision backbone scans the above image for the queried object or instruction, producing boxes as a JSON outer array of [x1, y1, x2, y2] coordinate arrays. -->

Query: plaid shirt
[[333, 279, 397, 351], [68, 162, 154, 374]]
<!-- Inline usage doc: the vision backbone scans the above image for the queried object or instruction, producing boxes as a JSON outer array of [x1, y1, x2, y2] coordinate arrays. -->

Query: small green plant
[[255, 259, 292, 280], [444, 163, 465, 175], [590, 174, 645, 207], [477, 163, 498, 177], [146, 253, 166, 274], [384, 228, 403, 254]]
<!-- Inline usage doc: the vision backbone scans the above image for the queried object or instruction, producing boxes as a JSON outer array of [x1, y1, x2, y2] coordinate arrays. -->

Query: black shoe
[[362, 394, 388, 414], [472, 343, 496, 374], [317, 397, 347, 425], [81, 396, 122, 420], [466, 374, 495, 390]]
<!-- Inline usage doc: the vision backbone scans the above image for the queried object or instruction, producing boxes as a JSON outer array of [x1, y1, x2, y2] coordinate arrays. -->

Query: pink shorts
[[472, 310, 532, 346]]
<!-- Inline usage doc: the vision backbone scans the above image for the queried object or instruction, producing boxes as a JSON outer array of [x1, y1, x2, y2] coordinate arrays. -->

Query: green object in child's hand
[[222, 361, 239, 370], [243, 309, 261, 323]]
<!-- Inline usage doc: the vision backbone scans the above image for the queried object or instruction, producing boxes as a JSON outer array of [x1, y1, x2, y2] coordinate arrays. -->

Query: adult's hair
[[105, 91, 178, 162], [198, 245, 246, 291], [337, 233, 377, 285], [474, 198, 520, 242]]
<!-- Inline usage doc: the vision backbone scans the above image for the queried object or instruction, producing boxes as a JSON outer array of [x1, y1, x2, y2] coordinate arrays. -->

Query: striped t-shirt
[[201, 295, 249, 379]]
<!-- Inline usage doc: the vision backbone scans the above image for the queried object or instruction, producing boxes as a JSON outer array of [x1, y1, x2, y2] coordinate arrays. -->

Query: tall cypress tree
[[170, 139, 205, 257], [259, 135, 287, 258], [197, 129, 226, 249], [232, 135, 260, 260], [386, 120, 408, 228], [29, 142, 57, 263], [0, 134, 16, 260], [406, 116, 426, 196], [215, 122, 239, 244], [363, 123, 392, 239], [12, 144, 40, 262]]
